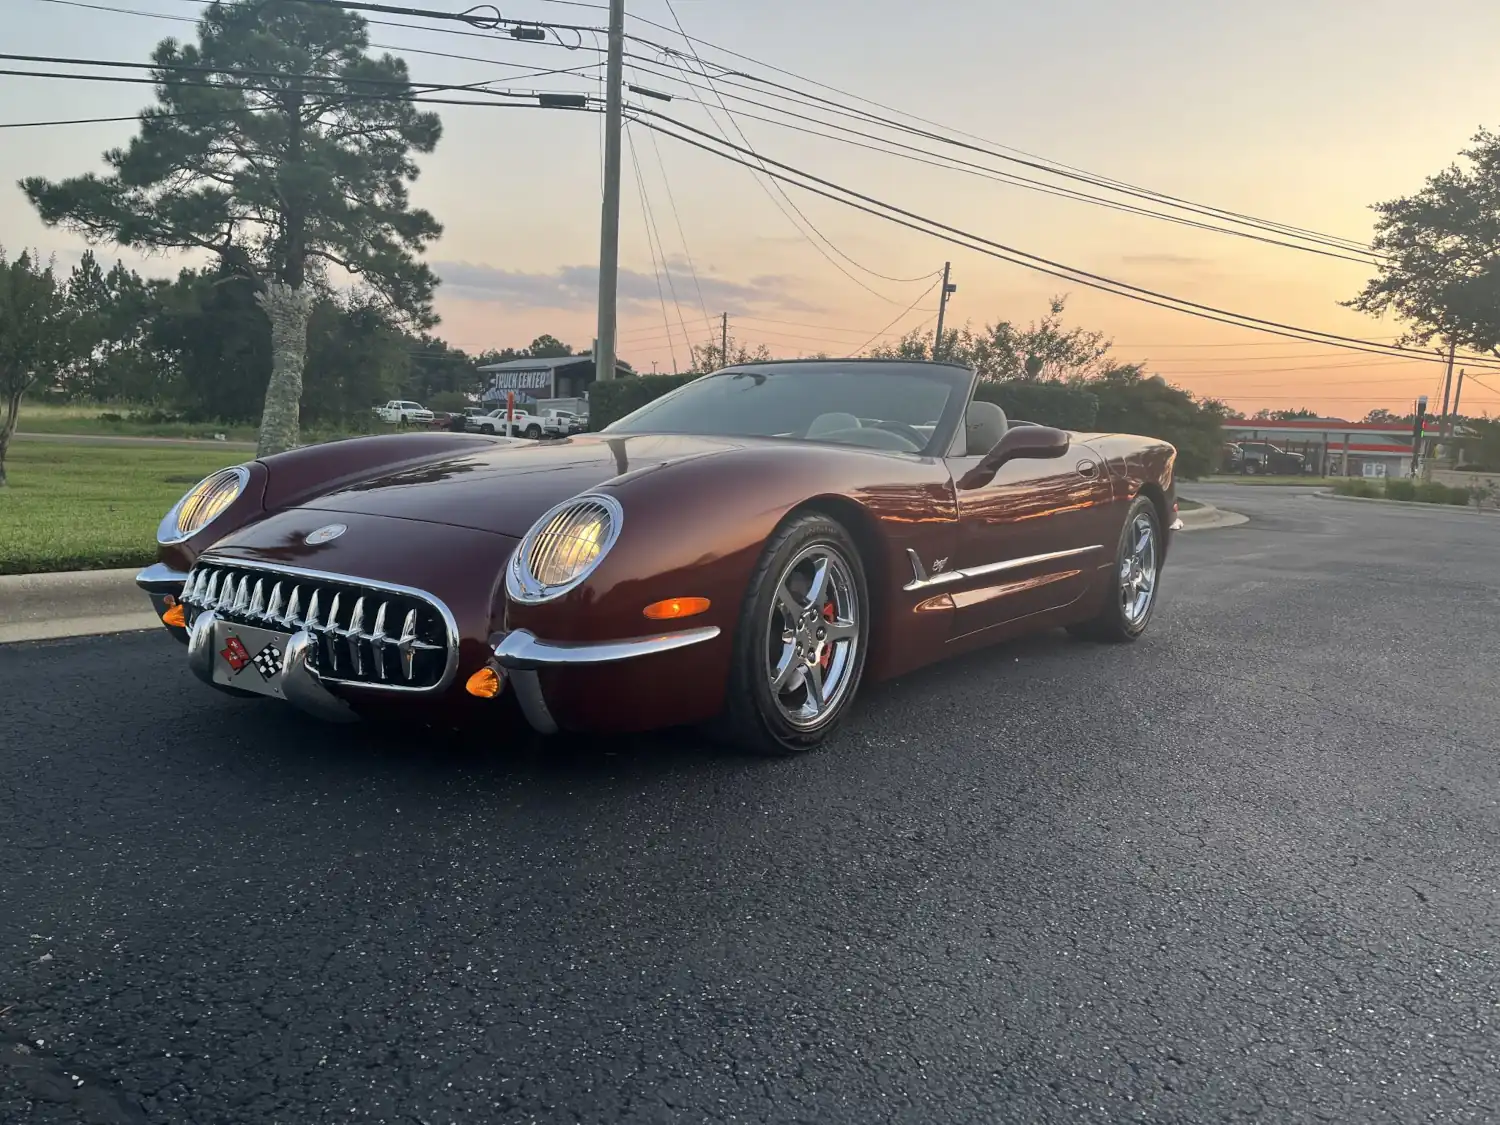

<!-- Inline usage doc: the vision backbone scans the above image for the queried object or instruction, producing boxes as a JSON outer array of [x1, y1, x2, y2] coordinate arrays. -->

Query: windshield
[[604, 361, 971, 454]]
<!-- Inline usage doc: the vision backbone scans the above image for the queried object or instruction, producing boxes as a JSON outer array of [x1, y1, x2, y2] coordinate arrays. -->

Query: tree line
[[6, 0, 1498, 485]]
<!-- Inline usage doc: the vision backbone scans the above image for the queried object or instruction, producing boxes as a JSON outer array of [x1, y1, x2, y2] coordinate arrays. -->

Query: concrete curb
[[1310, 490, 1497, 515], [0, 567, 157, 644], [1176, 501, 1250, 532]]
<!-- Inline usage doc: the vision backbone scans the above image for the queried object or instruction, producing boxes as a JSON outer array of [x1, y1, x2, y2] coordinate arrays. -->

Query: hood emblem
[[304, 523, 347, 546]]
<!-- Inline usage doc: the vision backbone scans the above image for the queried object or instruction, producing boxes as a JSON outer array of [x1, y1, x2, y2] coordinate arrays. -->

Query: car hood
[[290, 432, 744, 537]]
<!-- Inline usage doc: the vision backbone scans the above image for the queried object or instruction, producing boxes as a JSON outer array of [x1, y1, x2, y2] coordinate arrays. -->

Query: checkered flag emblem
[[251, 643, 283, 680]]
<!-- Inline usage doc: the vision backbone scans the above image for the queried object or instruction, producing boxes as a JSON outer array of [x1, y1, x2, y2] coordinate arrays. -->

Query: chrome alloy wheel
[[1120, 512, 1159, 625], [767, 543, 860, 730]]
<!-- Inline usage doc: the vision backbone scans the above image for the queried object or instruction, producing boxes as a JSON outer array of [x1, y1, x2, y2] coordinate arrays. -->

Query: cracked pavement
[[2, 484, 1497, 1123]]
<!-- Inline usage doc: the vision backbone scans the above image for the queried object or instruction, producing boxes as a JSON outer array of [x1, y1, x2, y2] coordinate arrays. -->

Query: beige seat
[[964, 400, 1008, 455]]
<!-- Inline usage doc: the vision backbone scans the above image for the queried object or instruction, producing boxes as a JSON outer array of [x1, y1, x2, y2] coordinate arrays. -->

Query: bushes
[[1332, 477, 1475, 506], [975, 381, 1098, 431], [1384, 478, 1416, 501], [588, 373, 701, 430]]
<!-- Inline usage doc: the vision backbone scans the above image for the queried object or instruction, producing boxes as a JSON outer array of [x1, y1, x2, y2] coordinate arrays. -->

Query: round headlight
[[157, 465, 250, 544], [507, 494, 623, 603]]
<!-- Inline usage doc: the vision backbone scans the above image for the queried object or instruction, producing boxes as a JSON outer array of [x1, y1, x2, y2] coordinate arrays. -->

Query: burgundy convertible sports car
[[138, 359, 1181, 755]]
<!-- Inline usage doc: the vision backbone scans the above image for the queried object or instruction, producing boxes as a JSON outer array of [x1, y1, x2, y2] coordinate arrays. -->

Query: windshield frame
[[601, 359, 976, 456]]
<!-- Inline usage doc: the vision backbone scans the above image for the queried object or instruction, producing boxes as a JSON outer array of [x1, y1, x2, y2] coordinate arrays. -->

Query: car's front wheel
[[1068, 494, 1162, 643], [717, 512, 869, 756]]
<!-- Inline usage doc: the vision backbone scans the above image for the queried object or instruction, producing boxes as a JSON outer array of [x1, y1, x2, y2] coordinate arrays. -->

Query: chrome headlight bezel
[[156, 464, 251, 546], [506, 493, 624, 604]]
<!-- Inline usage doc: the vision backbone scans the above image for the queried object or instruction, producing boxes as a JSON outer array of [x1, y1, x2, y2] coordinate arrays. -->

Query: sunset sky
[[5, 0, 1500, 418]]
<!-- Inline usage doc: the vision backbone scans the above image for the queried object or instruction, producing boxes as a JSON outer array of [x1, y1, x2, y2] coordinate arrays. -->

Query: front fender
[[502, 442, 959, 653]]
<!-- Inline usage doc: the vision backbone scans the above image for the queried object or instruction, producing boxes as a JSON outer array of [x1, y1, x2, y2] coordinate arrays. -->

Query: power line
[[27, 0, 607, 52], [150, 0, 606, 36], [655, 0, 939, 301], [625, 123, 684, 372], [631, 111, 1500, 372], [22, 0, 607, 78], [850, 278, 942, 354], [625, 122, 693, 366], [0, 55, 603, 110], [617, 57, 1378, 267], [619, 19, 1376, 258], [625, 61, 709, 325]]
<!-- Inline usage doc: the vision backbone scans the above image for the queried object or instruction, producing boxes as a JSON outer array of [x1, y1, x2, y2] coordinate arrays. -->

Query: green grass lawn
[[17, 401, 385, 444], [0, 441, 243, 574], [1175, 498, 1205, 510]]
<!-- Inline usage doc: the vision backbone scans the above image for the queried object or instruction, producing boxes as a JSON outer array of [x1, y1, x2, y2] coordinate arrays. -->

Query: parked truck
[[372, 400, 435, 427]]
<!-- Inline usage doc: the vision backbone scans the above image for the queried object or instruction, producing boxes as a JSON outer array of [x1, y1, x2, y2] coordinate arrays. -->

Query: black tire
[[1067, 494, 1162, 643], [715, 512, 870, 756], [481, 423, 496, 435], [525, 424, 542, 439]]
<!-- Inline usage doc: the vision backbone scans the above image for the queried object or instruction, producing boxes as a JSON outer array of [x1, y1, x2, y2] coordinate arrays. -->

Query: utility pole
[[593, 0, 626, 385], [933, 262, 956, 359], [1450, 369, 1466, 435], [721, 311, 729, 368], [1437, 338, 1457, 450], [1410, 394, 1429, 478]]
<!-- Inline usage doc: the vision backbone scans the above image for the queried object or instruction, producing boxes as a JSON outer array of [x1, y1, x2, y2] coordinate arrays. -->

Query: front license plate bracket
[[210, 620, 290, 700]]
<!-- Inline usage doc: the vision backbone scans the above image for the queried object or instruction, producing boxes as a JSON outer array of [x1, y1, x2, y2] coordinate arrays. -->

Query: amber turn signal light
[[642, 596, 711, 621], [161, 602, 187, 628], [465, 667, 503, 699]]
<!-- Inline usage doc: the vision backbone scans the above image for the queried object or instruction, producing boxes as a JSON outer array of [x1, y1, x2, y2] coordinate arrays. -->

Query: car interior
[[790, 399, 1011, 458]]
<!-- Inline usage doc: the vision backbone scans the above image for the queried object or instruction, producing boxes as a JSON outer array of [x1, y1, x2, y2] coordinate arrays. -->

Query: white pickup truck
[[372, 400, 435, 426], [470, 407, 586, 439]]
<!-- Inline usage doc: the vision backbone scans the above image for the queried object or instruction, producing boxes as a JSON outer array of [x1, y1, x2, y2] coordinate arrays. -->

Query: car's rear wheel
[[1068, 495, 1161, 643], [525, 424, 542, 439], [716, 513, 869, 756]]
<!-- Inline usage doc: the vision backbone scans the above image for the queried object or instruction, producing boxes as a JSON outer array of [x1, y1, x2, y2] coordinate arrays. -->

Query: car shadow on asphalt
[[192, 626, 1081, 798]]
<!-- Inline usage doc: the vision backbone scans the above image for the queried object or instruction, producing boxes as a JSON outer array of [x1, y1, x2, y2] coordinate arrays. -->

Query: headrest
[[964, 400, 1008, 455], [806, 412, 861, 438]]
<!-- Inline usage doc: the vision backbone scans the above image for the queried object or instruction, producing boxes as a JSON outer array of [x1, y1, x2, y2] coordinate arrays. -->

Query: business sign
[[487, 369, 553, 393]]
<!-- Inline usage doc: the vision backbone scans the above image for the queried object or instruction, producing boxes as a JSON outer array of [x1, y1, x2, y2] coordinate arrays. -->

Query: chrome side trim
[[136, 562, 190, 592], [903, 549, 965, 592], [493, 626, 722, 670], [188, 556, 460, 694], [903, 545, 1103, 592]]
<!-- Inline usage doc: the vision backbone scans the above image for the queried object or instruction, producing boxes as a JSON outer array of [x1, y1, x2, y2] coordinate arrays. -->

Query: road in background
[[3, 489, 1498, 1124], [11, 432, 259, 451]]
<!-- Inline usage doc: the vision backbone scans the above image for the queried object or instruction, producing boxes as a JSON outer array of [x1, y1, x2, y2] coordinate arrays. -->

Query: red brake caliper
[[819, 602, 835, 668]]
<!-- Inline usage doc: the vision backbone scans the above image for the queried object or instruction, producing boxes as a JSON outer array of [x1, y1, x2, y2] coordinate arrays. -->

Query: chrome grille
[[179, 561, 454, 690]]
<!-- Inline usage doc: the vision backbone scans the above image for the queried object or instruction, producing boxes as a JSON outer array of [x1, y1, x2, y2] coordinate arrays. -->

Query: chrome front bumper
[[187, 610, 357, 723], [493, 626, 720, 735], [136, 562, 189, 629]]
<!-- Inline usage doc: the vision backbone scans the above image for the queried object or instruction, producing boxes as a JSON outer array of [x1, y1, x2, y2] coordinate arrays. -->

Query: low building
[[1223, 418, 1426, 477], [477, 354, 635, 410]]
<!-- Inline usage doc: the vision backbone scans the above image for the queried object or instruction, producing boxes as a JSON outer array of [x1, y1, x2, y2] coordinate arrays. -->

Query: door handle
[[1075, 460, 1098, 478]]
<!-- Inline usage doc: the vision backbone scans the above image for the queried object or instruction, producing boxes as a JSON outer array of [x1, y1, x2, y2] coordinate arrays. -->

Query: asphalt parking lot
[[3, 485, 1498, 1124]]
